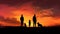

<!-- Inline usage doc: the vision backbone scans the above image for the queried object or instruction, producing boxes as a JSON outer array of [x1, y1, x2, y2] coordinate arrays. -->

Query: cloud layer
[[0, 0, 60, 27], [0, 16, 20, 26], [32, 0, 60, 17]]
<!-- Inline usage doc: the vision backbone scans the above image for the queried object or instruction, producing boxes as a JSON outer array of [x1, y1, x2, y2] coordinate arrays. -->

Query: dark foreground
[[0, 26, 60, 32]]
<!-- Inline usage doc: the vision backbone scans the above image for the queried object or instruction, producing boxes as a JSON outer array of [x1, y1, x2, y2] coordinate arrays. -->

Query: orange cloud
[[0, 16, 20, 26]]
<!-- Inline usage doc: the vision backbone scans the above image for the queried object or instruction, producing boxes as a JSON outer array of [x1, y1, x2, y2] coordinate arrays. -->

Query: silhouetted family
[[20, 14, 42, 27]]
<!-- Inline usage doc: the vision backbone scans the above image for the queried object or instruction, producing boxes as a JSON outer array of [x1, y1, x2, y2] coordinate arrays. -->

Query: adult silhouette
[[20, 14, 24, 26], [33, 14, 37, 27], [29, 20, 31, 27]]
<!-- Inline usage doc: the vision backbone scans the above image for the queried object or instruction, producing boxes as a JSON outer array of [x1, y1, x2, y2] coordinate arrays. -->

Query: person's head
[[37, 22, 39, 24], [29, 20, 31, 21], [34, 14, 36, 16], [21, 14, 23, 17], [29, 20, 31, 22]]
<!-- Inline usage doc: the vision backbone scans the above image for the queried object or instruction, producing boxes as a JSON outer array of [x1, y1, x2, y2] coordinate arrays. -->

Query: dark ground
[[0, 26, 60, 32]]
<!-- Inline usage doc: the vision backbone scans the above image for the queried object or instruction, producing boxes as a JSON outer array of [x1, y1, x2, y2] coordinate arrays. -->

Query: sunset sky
[[0, 0, 60, 27]]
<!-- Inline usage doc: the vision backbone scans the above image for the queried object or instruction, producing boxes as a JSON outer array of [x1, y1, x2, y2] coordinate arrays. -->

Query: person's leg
[[21, 21, 22, 26], [22, 21, 23, 26], [21, 21, 23, 26], [33, 23, 34, 27], [34, 22, 36, 27]]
